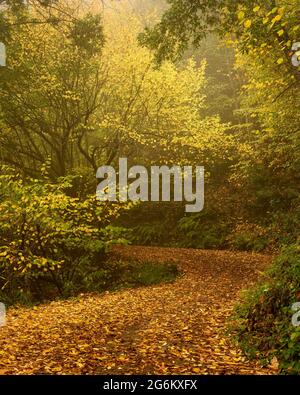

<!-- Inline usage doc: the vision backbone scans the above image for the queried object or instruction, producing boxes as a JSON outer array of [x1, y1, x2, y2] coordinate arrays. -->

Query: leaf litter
[[0, 246, 276, 375]]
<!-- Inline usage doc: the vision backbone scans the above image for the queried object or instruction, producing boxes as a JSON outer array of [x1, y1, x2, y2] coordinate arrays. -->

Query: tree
[[139, 0, 300, 83], [0, 6, 105, 180], [0, 5, 229, 184], [99, 10, 231, 169], [0, 0, 76, 41]]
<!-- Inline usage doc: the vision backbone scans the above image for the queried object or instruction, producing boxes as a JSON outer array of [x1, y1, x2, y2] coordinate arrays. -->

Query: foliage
[[177, 213, 230, 249], [0, 0, 78, 41], [139, 0, 300, 373], [129, 209, 227, 250], [232, 243, 300, 373], [140, 0, 300, 79], [0, 169, 128, 304], [0, 6, 228, 185], [0, 6, 105, 180], [227, 223, 270, 252], [136, 0, 300, 254], [100, 12, 229, 168], [189, 35, 245, 125], [0, 0, 299, 375]]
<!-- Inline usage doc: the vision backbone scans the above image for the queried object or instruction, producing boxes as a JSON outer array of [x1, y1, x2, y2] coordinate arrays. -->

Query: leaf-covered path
[[0, 247, 275, 375]]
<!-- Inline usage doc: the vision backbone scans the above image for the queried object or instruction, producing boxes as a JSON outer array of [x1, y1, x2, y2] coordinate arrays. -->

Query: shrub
[[231, 242, 300, 373], [227, 223, 270, 252], [0, 170, 128, 304], [121, 203, 231, 249], [102, 260, 180, 290], [177, 213, 230, 249]]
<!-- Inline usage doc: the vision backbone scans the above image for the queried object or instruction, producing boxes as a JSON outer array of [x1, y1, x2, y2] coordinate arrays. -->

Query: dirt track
[[0, 246, 275, 375]]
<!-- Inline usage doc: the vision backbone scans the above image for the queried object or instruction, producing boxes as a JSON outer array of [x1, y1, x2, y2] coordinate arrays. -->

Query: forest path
[[0, 246, 275, 375]]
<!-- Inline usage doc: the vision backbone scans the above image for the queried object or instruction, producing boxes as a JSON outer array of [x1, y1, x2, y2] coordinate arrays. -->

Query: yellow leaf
[[253, 6, 260, 13], [277, 29, 284, 37], [237, 11, 245, 21], [277, 58, 284, 65], [244, 20, 252, 29], [51, 366, 62, 372], [270, 357, 279, 371], [272, 14, 282, 23]]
